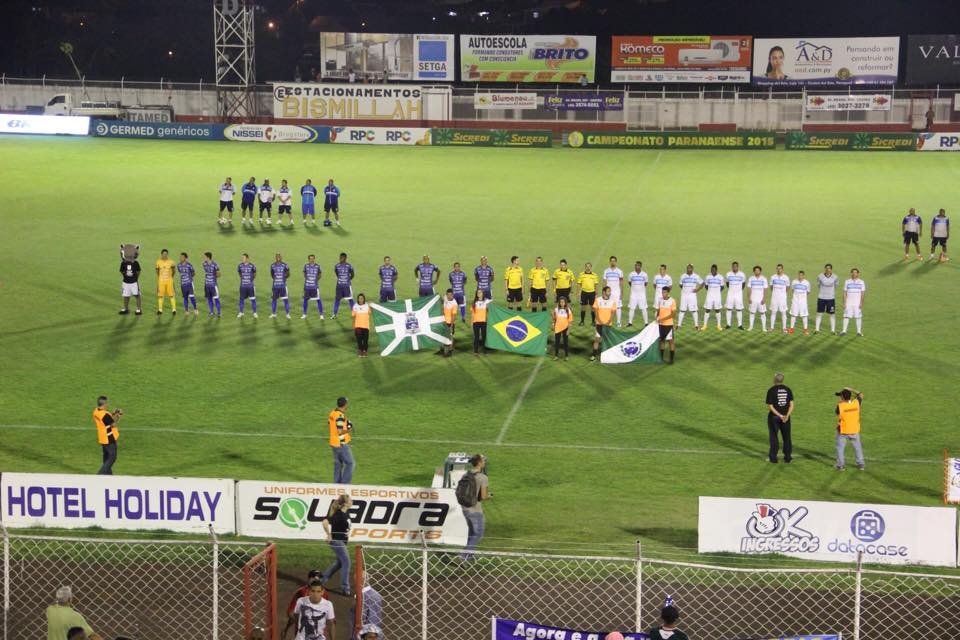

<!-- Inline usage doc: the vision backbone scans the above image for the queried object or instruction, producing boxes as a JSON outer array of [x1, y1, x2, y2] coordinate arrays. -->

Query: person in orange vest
[[657, 286, 677, 364], [328, 397, 354, 483], [351, 293, 372, 358], [471, 289, 490, 355], [835, 387, 865, 471], [441, 289, 458, 357], [552, 296, 572, 361], [91, 396, 123, 475], [590, 286, 617, 362]]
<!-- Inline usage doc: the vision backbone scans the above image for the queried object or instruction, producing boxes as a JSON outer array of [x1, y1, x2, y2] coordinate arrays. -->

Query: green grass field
[[0, 136, 958, 570]]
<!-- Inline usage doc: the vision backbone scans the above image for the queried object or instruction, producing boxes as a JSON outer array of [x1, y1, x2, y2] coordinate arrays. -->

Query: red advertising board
[[611, 36, 752, 83]]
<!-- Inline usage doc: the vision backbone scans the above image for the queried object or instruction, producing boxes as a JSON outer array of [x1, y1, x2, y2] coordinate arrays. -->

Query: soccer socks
[[460, 305, 466, 321], [239, 299, 245, 313], [171, 298, 176, 312], [316, 298, 324, 314], [580, 309, 586, 324], [842, 318, 850, 333], [272, 299, 278, 314], [183, 295, 190, 310], [692, 311, 699, 327], [761, 314, 767, 331], [333, 298, 341, 315], [616, 307, 622, 326], [830, 315, 836, 332], [190, 295, 197, 310], [736, 310, 743, 327], [856, 317, 862, 334], [802, 317, 809, 330], [303, 298, 309, 315], [158, 297, 164, 312], [207, 298, 215, 314], [283, 298, 290, 314], [677, 312, 684, 328], [250, 298, 257, 313], [215, 297, 221, 314], [815, 313, 822, 331]]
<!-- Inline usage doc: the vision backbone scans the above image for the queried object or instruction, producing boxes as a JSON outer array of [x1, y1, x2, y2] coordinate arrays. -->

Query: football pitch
[[0, 135, 958, 567]]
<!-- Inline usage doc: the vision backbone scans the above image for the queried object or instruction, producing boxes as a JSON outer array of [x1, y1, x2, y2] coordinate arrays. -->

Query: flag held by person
[[485, 304, 551, 356], [600, 323, 663, 364], [370, 295, 451, 356]]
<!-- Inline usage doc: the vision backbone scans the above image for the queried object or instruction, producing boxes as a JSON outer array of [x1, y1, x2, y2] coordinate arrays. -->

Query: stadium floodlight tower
[[214, 0, 257, 119]]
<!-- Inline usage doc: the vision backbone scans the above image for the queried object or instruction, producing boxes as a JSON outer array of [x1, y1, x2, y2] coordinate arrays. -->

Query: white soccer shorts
[[725, 293, 744, 310], [749, 300, 767, 314], [628, 293, 647, 311], [844, 306, 863, 319], [679, 293, 699, 311], [790, 300, 809, 317], [122, 282, 140, 297], [654, 292, 664, 308], [704, 291, 722, 310], [769, 295, 788, 313]]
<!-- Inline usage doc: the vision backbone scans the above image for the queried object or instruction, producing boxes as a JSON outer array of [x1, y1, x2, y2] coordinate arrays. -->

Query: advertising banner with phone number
[[611, 35, 752, 83]]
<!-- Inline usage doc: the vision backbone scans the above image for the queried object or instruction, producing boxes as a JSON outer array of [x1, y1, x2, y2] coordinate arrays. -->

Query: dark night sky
[[1, 0, 958, 82]]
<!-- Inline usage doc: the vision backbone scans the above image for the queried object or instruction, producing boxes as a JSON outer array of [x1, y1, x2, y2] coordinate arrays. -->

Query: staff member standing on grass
[[328, 397, 354, 483], [765, 373, 795, 464], [321, 494, 352, 596], [471, 290, 490, 355], [835, 387, 865, 471], [352, 294, 372, 358], [657, 286, 676, 365], [92, 396, 122, 475]]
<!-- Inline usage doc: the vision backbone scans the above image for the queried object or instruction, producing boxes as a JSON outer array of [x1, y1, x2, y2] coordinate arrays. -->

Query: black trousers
[[98, 442, 117, 475], [473, 322, 487, 352], [355, 328, 369, 351], [767, 415, 792, 462], [554, 330, 569, 356]]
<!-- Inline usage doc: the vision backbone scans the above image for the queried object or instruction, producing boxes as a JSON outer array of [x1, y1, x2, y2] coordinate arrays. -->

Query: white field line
[[495, 357, 545, 444]]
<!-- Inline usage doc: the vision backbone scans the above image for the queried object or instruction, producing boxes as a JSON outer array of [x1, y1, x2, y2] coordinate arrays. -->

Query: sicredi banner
[[91, 120, 224, 140], [460, 34, 597, 83], [273, 83, 422, 120], [235, 481, 469, 545], [917, 132, 960, 151], [431, 128, 552, 148], [492, 619, 648, 640], [1, 472, 235, 534], [611, 35, 752, 83], [805, 94, 892, 111], [319, 33, 455, 81], [945, 457, 960, 502], [223, 123, 327, 143], [906, 35, 960, 85], [0, 113, 90, 136], [753, 37, 900, 86], [698, 496, 957, 567], [329, 126, 431, 145], [786, 131, 915, 151], [566, 130, 775, 149], [473, 93, 539, 110]]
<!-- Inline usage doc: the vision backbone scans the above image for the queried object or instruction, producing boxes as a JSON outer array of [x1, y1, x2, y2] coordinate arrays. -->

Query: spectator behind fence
[[67, 628, 87, 640], [46, 586, 102, 640], [283, 569, 325, 640], [648, 604, 689, 640]]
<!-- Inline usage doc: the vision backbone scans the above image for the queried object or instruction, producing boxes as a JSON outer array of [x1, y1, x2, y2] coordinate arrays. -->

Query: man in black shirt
[[765, 372, 795, 463]]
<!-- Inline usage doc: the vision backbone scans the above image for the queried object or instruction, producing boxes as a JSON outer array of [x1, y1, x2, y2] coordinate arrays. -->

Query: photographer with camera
[[835, 387, 865, 471], [92, 395, 123, 475]]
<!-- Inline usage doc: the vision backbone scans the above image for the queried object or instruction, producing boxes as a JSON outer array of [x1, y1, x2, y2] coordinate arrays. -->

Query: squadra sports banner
[[273, 83, 423, 120], [460, 34, 597, 83]]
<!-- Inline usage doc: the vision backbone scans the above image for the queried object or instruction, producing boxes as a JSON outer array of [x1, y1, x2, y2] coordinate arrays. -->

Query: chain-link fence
[[0, 530, 276, 640], [361, 544, 960, 640]]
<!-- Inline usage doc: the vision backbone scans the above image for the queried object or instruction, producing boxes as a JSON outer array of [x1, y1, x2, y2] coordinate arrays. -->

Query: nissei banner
[[753, 38, 899, 86], [698, 496, 957, 567], [492, 619, 648, 640], [330, 126, 431, 145], [460, 34, 597, 83], [0, 113, 90, 136], [0, 472, 235, 534], [92, 120, 224, 140], [473, 93, 539, 110], [223, 123, 328, 143], [917, 132, 960, 151], [806, 94, 891, 111], [273, 83, 422, 120], [906, 35, 960, 85], [319, 33, 455, 81], [235, 481, 469, 545], [945, 457, 960, 502], [611, 35, 752, 83]]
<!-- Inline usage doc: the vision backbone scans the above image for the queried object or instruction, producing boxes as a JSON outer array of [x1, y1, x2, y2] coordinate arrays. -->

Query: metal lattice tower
[[214, 0, 257, 119]]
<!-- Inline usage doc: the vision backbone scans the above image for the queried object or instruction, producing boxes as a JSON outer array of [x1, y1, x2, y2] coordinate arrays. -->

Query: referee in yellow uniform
[[504, 256, 524, 311], [527, 257, 550, 312], [576, 263, 599, 326], [155, 249, 177, 315], [92, 395, 123, 475], [552, 259, 575, 304]]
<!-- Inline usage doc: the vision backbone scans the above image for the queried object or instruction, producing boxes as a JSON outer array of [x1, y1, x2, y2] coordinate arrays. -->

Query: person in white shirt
[[626, 261, 649, 326], [768, 263, 790, 333], [789, 270, 811, 335], [677, 264, 704, 329], [747, 265, 768, 332], [277, 179, 294, 226], [293, 581, 336, 640], [218, 177, 235, 225], [815, 263, 838, 334], [258, 178, 276, 225], [724, 261, 746, 330], [602, 256, 624, 327], [930, 208, 950, 262], [901, 207, 922, 261], [840, 268, 866, 337], [653, 264, 672, 310], [701, 264, 724, 331]]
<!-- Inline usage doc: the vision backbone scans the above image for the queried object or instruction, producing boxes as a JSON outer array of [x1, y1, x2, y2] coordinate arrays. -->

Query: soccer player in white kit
[[724, 261, 746, 330], [277, 179, 294, 226], [840, 268, 866, 337], [653, 264, 672, 310], [768, 263, 790, 333], [626, 261, 649, 326], [747, 265, 769, 332], [789, 270, 811, 335], [701, 264, 724, 330], [676, 264, 703, 329], [218, 177, 235, 225], [815, 263, 838, 334], [602, 256, 624, 327]]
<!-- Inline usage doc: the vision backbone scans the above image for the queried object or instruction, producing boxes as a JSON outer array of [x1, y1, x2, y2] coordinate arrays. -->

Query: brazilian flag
[[485, 304, 551, 356]]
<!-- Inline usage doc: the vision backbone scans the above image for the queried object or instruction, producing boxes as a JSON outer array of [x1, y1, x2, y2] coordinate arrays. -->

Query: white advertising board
[[223, 123, 323, 142], [473, 93, 539, 109], [917, 132, 960, 151], [329, 126, 431, 145], [805, 94, 892, 111], [0, 113, 90, 135], [753, 37, 900, 86]]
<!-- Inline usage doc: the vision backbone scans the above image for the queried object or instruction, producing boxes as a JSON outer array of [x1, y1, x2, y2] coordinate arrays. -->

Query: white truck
[[42, 93, 174, 122]]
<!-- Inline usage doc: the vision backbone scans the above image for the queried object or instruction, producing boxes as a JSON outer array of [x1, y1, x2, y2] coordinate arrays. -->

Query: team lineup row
[[119, 251, 869, 336]]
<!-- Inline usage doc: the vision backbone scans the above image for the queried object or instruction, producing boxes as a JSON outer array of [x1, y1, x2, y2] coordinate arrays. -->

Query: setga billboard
[[273, 83, 422, 120], [235, 481, 469, 545], [907, 35, 960, 85], [319, 33, 455, 82], [0, 472, 236, 534], [698, 496, 957, 567], [753, 37, 900, 86], [0, 113, 90, 136], [611, 36, 752, 83], [330, 126, 431, 145], [460, 34, 597, 83]]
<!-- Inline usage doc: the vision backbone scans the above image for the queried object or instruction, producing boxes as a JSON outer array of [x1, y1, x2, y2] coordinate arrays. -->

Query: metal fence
[[0, 529, 276, 640], [361, 544, 960, 640]]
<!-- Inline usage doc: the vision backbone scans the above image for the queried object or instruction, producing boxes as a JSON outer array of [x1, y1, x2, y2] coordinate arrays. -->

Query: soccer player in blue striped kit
[[177, 252, 199, 315], [449, 262, 468, 322], [237, 254, 258, 318], [378, 256, 398, 303], [301, 255, 324, 319], [202, 252, 221, 317], [415, 255, 440, 297], [269, 253, 291, 319], [332, 253, 354, 319]]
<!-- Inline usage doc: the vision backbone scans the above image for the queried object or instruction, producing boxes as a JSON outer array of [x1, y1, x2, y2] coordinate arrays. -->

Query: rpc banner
[[0, 472, 235, 534], [235, 481, 469, 545], [805, 94, 891, 111], [917, 132, 960, 151], [753, 37, 900, 86], [273, 83, 423, 120], [460, 34, 597, 83], [492, 619, 648, 640], [945, 456, 960, 502], [699, 496, 957, 567], [329, 126, 431, 145]]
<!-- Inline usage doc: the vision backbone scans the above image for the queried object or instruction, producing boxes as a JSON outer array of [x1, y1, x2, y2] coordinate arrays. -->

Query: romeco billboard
[[273, 83, 423, 120], [235, 481, 469, 545]]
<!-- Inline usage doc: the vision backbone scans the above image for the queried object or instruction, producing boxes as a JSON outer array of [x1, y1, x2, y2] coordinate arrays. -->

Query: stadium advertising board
[[431, 128, 553, 147], [917, 132, 960, 151], [699, 496, 957, 567], [235, 481, 468, 545], [329, 126, 431, 145], [753, 37, 900, 86], [0, 113, 90, 135], [0, 472, 235, 534], [473, 92, 539, 110], [460, 34, 597, 83], [91, 119, 224, 140], [273, 83, 422, 120], [611, 36, 752, 83], [223, 123, 328, 143], [786, 131, 915, 151], [946, 457, 960, 503], [906, 35, 960, 85], [545, 93, 624, 111], [805, 94, 892, 111], [124, 107, 173, 123], [566, 130, 775, 149], [319, 33, 455, 81], [493, 619, 648, 640]]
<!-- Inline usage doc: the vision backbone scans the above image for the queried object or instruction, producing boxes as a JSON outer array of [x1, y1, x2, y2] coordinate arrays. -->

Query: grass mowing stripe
[[495, 357, 545, 444]]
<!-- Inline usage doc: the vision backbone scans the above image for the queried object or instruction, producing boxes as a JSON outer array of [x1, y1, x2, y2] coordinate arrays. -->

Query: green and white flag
[[600, 323, 663, 364], [370, 295, 451, 356]]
